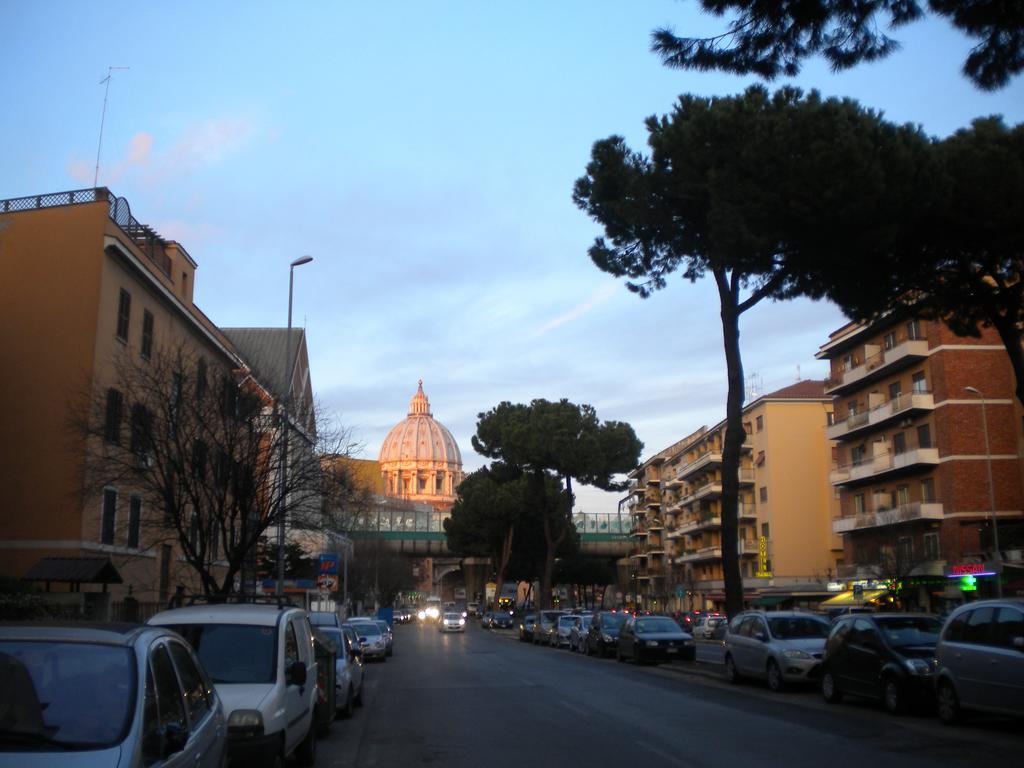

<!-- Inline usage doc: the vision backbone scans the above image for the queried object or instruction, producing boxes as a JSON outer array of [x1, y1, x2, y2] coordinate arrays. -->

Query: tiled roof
[[22, 557, 123, 585], [761, 380, 827, 400], [222, 327, 304, 400]]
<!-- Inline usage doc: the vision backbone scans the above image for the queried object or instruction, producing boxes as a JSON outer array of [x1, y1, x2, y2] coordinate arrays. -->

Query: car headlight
[[459, 618, 465, 625], [227, 709, 264, 735], [418, 610, 426, 620], [782, 649, 812, 660], [904, 658, 932, 676]]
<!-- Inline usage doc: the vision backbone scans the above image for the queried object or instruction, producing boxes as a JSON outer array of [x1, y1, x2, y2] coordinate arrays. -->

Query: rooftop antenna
[[796, 364, 802, 381], [94, 66, 130, 187]]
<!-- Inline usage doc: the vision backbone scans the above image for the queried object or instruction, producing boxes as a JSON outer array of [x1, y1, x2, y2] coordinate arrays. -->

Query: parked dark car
[[534, 610, 565, 645], [491, 611, 514, 629], [934, 598, 1024, 723], [617, 615, 696, 664], [586, 611, 629, 657], [820, 613, 942, 714], [519, 613, 537, 642]]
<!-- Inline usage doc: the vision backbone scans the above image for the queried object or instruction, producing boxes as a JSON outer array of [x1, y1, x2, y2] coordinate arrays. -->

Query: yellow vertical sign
[[756, 535, 773, 578]]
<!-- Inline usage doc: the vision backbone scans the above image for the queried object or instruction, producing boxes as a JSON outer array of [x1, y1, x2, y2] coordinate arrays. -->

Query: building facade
[[625, 381, 840, 612], [818, 315, 1024, 609], [0, 188, 311, 611]]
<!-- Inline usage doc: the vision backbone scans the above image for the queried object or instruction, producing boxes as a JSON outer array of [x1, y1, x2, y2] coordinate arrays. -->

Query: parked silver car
[[724, 611, 830, 691], [316, 626, 364, 718], [934, 597, 1024, 723], [0, 622, 226, 768]]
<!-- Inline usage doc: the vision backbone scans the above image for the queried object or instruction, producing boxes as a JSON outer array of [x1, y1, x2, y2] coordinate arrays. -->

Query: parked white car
[[149, 600, 319, 768], [316, 625, 364, 717]]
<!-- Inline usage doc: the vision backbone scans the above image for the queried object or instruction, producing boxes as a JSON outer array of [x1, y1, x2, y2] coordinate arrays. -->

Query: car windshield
[[351, 625, 382, 639], [374, 622, 390, 632], [308, 612, 338, 626], [876, 616, 942, 647], [444, 613, 462, 621], [319, 627, 344, 647], [558, 616, 578, 626], [0, 640, 135, 748], [768, 617, 830, 639], [168, 624, 276, 684], [599, 613, 627, 628], [635, 618, 680, 633]]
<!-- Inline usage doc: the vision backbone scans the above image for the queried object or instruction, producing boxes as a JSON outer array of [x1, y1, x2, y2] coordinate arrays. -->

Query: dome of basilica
[[378, 381, 463, 509]]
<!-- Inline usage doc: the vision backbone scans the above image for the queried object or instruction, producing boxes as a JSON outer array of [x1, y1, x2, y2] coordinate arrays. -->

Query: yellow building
[[627, 381, 840, 612]]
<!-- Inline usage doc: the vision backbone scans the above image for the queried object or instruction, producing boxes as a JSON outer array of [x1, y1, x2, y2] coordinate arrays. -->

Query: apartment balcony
[[832, 502, 945, 534], [676, 546, 723, 564], [830, 447, 940, 487], [674, 513, 721, 537], [824, 338, 930, 396], [827, 391, 935, 441], [737, 539, 761, 556], [648, 518, 664, 531], [837, 559, 946, 580], [675, 451, 722, 482], [644, 494, 662, 508], [738, 503, 757, 521]]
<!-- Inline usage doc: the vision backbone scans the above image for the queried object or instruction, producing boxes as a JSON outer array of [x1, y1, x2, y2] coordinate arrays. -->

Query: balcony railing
[[832, 502, 945, 534], [830, 447, 940, 486], [825, 338, 929, 395], [676, 546, 723, 564], [827, 391, 935, 440], [737, 539, 760, 556]]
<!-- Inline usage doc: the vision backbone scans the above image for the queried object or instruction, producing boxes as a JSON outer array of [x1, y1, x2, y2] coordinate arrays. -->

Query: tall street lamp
[[965, 386, 1002, 597], [276, 255, 313, 597]]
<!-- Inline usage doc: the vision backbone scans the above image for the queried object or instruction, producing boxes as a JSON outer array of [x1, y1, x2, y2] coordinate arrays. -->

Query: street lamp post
[[965, 386, 1002, 597], [276, 255, 313, 597]]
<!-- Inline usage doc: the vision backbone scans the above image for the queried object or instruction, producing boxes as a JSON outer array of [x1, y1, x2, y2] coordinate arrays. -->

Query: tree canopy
[[574, 85, 932, 614], [472, 398, 642, 608], [653, 0, 1024, 90]]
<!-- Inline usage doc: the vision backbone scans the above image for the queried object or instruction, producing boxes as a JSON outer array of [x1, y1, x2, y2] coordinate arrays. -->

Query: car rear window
[[168, 624, 277, 684], [876, 616, 942, 647], [768, 617, 829, 639]]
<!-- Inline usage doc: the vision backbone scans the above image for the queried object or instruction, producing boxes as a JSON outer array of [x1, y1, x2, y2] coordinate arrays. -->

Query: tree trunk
[[991, 314, 1024, 409], [492, 523, 515, 613], [716, 268, 746, 618]]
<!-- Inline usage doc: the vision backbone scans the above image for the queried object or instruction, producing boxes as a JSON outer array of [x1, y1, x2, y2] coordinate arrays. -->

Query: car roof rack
[[185, 594, 298, 609]]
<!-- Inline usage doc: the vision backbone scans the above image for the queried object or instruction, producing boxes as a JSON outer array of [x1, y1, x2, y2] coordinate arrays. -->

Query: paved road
[[314, 621, 1021, 768]]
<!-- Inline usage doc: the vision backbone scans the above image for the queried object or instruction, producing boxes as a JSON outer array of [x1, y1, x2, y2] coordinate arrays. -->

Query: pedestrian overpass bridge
[[347, 507, 632, 559]]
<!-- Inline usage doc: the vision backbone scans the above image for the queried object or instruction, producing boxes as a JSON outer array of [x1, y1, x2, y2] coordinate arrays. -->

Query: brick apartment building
[[818, 314, 1024, 609]]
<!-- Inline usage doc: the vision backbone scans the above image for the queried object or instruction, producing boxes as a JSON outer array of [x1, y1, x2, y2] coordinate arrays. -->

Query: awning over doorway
[[819, 588, 886, 607], [21, 557, 123, 590], [751, 594, 791, 607]]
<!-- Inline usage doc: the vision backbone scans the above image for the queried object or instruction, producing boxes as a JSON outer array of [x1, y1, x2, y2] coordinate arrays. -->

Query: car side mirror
[[358, 636, 368, 645], [163, 722, 188, 758], [287, 660, 307, 687]]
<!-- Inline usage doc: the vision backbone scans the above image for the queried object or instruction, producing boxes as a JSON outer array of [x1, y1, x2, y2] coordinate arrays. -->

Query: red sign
[[949, 563, 987, 576]]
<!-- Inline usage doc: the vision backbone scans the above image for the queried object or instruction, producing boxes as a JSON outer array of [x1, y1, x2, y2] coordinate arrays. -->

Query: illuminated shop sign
[[945, 563, 995, 578]]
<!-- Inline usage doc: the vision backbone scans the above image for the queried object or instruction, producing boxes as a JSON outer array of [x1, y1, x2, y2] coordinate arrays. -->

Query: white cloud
[[535, 283, 618, 337]]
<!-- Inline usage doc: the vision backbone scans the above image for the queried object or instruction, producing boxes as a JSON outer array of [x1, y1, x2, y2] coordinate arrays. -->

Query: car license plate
[[666, 647, 677, 653]]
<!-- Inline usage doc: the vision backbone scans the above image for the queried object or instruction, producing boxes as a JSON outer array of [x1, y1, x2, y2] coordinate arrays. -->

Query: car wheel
[[766, 660, 785, 692], [821, 670, 843, 703], [883, 677, 906, 715], [341, 685, 355, 719], [937, 680, 961, 725], [724, 654, 740, 684], [294, 721, 317, 767]]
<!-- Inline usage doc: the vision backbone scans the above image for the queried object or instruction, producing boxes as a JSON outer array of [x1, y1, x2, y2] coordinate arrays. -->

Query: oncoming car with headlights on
[[439, 612, 466, 633]]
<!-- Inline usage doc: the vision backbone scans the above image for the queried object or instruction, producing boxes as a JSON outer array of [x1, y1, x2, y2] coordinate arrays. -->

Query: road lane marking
[[636, 741, 684, 766]]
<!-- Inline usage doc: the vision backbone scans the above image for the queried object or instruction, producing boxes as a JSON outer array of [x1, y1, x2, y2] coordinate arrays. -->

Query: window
[[150, 644, 187, 735], [906, 319, 922, 340], [141, 310, 154, 359], [128, 496, 141, 549], [130, 404, 152, 463], [756, 450, 766, 466], [284, 622, 299, 666], [848, 400, 858, 416], [760, 522, 770, 538], [843, 353, 855, 371], [897, 537, 913, 563], [912, 371, 927, 393], [923, 532, 939, 560], [105, 388, 124, 444], [994, 608, 1024, 649], [101, 489, 117, 545], [851, 445, 866, 466], [888, 381, 902, 401], [917, 424, 932, 449], [166, 641, 211, 725], [755, 415, 764, 432], [963, 607, 995, 645], [921, 477, 935, 503], [896, 485, 910, 507], [196, 359, 208, 400], [826, 410, 834, 426], [884, 331, 896, 350], [892, 432, 906, 455], [854, 494, 865, 514], [759, 486, 768, 503], [116, 289, 131, 342]]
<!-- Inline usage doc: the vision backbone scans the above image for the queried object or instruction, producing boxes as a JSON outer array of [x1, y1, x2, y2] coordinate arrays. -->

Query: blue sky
[[4, 2, 1023, 516]]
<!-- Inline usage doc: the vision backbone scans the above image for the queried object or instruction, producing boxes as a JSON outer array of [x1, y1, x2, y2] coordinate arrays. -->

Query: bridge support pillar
[[460, 557, 492, 605]]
